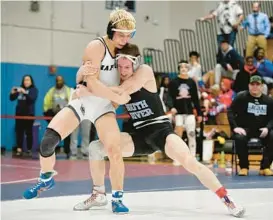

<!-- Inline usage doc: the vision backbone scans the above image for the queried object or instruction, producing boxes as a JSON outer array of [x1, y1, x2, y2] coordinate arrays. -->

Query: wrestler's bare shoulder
[[137, 64, 154, 78], [83, 39, 105, 61]]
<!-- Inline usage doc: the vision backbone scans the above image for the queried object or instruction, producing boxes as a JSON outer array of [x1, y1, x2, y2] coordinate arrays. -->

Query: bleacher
[[139, 1, 273, 164]]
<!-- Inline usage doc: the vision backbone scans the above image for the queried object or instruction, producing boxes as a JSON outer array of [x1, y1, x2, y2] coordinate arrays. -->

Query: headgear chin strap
[[116, 54, 143, 72]]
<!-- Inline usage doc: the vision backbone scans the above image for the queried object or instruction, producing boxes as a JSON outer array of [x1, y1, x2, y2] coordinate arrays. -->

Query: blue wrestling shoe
[[112, 191, 129, 214], [23, 171, 56, 199]]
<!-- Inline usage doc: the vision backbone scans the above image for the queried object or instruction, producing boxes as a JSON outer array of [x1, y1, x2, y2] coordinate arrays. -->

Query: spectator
[[233, 56, 260, 93], [203, 79, 235, 117], [253, 47, 273, 83], [243, 2, 270, 57], [228, 75, 273, 176], [168, 60, 202, 158], [202, 84, 220, 119], [9, 75, 38, 156], [159, 76, 172, 112], [200, 0, 244, 47], [43, 75, 71, 158], [188, 51, 202, 83], [215, 39, 243, 85], [214, 78, 236, 115]]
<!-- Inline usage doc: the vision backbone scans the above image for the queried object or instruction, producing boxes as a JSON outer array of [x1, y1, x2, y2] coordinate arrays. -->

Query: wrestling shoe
[[112, 191, 129, 214], [222, 195, 246, 218], [73, 190, 108, 210], [23, 171, 57, 199]]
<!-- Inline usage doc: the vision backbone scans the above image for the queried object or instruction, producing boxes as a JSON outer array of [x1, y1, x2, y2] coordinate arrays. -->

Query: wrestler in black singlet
[[124, 88, 175, 155]]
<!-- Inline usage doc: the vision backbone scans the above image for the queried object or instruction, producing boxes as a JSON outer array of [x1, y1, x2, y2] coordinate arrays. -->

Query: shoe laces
[[29, 179, 44, 192], [84, 190, 104, 205], [84, 193, 98, 205], [113, 200, 126, 208], [222, 196, 236, 209]]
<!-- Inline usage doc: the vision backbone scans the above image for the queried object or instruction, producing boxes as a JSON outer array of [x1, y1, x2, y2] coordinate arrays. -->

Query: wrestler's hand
[[80, 61, 100, 76], [75, 84, 93, 98]]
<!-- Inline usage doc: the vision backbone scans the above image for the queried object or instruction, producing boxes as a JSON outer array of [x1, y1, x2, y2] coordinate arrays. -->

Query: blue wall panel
[[1, 62, 124, 150]]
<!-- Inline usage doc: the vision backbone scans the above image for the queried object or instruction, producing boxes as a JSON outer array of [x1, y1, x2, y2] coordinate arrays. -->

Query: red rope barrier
[[1, 114, 131, 120]]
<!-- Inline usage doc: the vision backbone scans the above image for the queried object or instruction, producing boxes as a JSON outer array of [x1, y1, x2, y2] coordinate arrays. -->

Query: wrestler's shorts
[[68, 95, 115, 124], [130, 122, 175, 156]]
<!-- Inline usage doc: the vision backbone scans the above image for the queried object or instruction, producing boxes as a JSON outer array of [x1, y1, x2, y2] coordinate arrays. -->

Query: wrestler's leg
[[23, 107, 80, 199], [95, 113, 133, 213], [89, 132, 133, 189], [40, 107, 80, 171], [164, 134, 245, 217], [74, 132, 134, 211]]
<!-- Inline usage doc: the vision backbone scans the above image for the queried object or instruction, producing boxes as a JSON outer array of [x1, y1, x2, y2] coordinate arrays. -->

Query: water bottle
[[220, 151, 225, 168], [225, 161, 232, 176], [213, 159, 219, 176]]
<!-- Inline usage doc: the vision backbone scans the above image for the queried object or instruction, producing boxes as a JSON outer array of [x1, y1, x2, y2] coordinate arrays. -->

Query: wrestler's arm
[[78, 40, 129, 104], [119, 65, 154, 95]]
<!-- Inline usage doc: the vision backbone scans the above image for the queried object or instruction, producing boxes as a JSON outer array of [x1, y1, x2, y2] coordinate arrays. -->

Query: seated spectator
[[159, 76, 172, 113], [268, 16, 273, 39], [9, 75, 38, 156], [254, 47, 273, 83], [242, 2, 270, 57], [215, 40, 243, 85], [202, 71, 215, 89], [203, 78, 235, 117], [202, 84, 220, 119], [233, 56, 260, 93], [228, 75, 273, 176]]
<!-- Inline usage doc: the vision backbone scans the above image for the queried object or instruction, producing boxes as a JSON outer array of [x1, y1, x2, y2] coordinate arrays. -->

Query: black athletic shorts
[[130, 122, 175, 156]]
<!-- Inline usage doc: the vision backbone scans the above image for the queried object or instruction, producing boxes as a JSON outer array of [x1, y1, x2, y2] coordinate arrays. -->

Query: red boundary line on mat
[[0, 111, 173, 120], [1, 114, 130, 120]]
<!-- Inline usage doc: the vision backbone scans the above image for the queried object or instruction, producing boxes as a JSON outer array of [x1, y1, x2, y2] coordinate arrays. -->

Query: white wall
[[1, 1, 218, 67], [168, 1, 218, 39]]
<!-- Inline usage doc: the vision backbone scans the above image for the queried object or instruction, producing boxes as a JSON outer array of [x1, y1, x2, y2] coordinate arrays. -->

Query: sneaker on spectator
[[259, 169, 273, 176], [238, 169, 248, 176]]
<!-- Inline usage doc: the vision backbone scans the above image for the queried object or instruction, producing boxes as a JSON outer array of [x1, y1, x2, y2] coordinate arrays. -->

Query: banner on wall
[[105, 0, 136, 12]]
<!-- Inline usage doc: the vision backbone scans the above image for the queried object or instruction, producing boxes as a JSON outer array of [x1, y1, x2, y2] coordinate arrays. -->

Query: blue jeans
[[217, 31, 237, 47]]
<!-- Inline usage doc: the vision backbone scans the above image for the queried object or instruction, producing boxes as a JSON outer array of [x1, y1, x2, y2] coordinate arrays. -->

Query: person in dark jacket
[[215, 40, 244, 85], [10, 75, 38, 156], [228, 75, 273, 176], [233, 56, 260, 93]]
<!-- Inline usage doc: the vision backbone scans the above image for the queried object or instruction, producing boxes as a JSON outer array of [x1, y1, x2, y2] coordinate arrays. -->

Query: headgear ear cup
[[131, 30, 136, 38], [107, 22, 114, 39], [133, 55, 143, 72]]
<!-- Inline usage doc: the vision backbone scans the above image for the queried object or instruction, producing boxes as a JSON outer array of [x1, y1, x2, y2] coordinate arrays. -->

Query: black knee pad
[[40, 128, 61, 157]]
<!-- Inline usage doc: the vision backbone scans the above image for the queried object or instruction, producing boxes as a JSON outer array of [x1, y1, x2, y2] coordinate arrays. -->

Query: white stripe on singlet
[[133, 115, 170, 129]]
